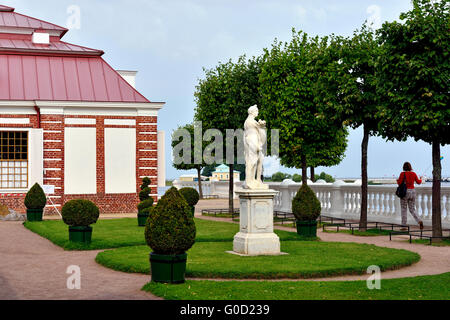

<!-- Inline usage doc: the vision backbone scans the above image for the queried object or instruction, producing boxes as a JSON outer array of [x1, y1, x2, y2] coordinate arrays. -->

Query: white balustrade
[[172, 178, 450, 228]]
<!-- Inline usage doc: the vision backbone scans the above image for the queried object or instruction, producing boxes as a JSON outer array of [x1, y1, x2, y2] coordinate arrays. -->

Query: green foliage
[[24, 183, 47, 209], [319, 172, 335, 183], [292, 174, 303, 183], [145, 187, 196, 255], [376, 0, 449, 145], [292, 185, 321, 221], [259, 30, 348, 179], [62, 199, 99, 227], [139, 177, 151, 201], [171, 123, 207, 171], [141, 177, 151, 189], [179, 187, 200, 207], [140, 206, 154, 216], [137, 198, 154, 213], [271, 172, 292, 182]]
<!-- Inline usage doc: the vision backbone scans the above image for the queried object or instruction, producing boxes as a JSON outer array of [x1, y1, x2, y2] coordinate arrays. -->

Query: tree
[[171, 123, 207, 198], [259, 30, 348, 187], [376, 0, 449, 237], [271, 172, 292, 182], [195, 56, 261, 213], [315, 26, 380, 230]]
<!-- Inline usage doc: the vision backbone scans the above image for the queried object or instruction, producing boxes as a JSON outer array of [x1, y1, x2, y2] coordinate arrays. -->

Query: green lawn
[[95, 241, 419, 279], [142, 272, 450, 300], [324, 228, 393, 237], [410, 238, 450, 246], [23, 217, 301, 250]]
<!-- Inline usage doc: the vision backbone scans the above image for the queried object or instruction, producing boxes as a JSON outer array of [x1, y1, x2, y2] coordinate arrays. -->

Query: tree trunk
[[359, 126, 369, 231], [310, 167, 315, 182], [432, 141, 442, 238], [229, 163, 234, 215], [301, 154, 307, 186], [197, 167, 203, 199]]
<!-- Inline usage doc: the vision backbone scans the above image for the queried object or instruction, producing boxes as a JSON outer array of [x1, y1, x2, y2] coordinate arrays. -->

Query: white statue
[[243, 105, 268, 190]]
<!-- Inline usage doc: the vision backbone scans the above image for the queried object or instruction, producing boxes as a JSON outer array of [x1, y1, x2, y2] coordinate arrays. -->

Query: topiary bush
[[62, 199, 100, 227], [178, 187, 200, 207], [24, 183, 47, 209], [292, 185, 321, 222], [137, 198, 154, 213], [139, 177, 151, 201], [145, 187, 196, 255]]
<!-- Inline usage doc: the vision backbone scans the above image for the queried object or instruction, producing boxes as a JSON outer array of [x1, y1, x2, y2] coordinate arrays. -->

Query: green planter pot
[[26, 208, 43, 222], [69, 226, 93, 243], [296, 220, 318, 237], [137, 213, 149, 227], [150, 252, 187, 284]]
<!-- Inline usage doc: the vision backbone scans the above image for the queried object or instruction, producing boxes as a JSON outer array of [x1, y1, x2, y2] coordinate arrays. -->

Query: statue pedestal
[[232, 189, 281, 256]]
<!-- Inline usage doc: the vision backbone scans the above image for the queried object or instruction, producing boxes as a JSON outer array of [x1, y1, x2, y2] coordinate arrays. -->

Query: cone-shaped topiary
[[139, 177, 152, 201], [179, 187, 200, 207], [145, 187, 196, 255], [137, 198, 154, 213], [62, 199, 100, 227], [292, 185, 321, 221], [24, 183, 47, 209]]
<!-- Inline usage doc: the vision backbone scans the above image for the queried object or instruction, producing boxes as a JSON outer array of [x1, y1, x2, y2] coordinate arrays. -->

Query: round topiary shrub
[[137, 198, 154, 213], [62, 199, 100, 227], [24, 183, 47, 209], [178, 187, 200, 207], [292, 185, 321, 222], [145, 187, 196, 255]]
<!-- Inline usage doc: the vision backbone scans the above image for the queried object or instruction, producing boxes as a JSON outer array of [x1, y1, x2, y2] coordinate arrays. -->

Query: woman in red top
[[397, 162, 424, 230]]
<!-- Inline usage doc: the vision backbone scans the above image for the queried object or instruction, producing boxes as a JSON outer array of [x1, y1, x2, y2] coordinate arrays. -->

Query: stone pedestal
[[232, 189, 281, 256]]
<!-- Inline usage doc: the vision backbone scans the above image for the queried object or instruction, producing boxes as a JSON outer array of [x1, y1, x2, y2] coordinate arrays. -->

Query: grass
[[324, 228, 393, 237], [23, 217, 302, 250], [410, 238, 450, 246], [95, 241, 419, 279], [142, 272, 450, 300]]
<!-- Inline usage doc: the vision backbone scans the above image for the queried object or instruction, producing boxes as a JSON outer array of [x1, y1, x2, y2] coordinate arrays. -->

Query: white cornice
[[0, 100, 164, 116]]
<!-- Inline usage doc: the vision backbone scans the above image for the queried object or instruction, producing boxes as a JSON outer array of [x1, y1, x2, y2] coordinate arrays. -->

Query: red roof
[[0, 5, 152, 104], [0, 54, 149, 103], [0, 33, 103, 56], [0, 7, 68, 37], [0, 5, 14, 12]]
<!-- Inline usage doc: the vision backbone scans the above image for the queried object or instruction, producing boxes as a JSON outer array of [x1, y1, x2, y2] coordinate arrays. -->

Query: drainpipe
[[33, 104, 41, 128]]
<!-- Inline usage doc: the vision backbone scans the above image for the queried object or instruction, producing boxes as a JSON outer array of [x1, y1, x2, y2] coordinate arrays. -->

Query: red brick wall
[[0, 112, 158, 215]]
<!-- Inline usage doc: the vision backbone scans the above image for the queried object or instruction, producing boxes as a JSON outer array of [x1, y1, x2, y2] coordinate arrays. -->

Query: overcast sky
[[7, 0, 449, 179]]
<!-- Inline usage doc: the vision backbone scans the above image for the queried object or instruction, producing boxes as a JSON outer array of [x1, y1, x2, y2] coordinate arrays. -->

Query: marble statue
[[243, 105, 268, 190]]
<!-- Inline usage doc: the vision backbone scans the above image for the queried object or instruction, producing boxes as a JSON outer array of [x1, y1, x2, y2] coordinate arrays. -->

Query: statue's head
[[248, 105, 258, 117]]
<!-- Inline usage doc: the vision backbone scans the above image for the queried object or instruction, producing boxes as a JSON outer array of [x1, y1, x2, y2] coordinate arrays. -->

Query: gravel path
[[0, 221, 159, 300]]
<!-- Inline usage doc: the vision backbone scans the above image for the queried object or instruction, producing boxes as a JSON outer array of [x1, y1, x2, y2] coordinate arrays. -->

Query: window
[[0, 131, 28, 189]]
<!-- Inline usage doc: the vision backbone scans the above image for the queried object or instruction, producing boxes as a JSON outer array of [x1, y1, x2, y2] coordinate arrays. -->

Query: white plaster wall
[[105, 128, 136, 194], [64, 127, 96, 194]]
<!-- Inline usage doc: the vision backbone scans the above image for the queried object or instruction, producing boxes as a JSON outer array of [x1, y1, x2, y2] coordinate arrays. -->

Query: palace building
[[0, 4, 165, 214]]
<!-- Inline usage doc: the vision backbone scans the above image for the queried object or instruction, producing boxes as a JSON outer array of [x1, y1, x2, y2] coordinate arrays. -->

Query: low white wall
[[172, 178, 450, 228]]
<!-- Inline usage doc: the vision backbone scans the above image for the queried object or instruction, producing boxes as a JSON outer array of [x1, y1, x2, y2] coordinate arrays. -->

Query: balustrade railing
[[172, 178, 450, 228]]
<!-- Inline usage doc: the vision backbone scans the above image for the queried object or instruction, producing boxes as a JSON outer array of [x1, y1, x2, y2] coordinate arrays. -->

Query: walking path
[[0, 198, 448, 299], [0, 221, 158, 300]]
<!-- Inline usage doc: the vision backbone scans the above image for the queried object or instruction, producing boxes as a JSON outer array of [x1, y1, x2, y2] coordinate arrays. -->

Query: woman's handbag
[[396, 172, 407, 199]]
